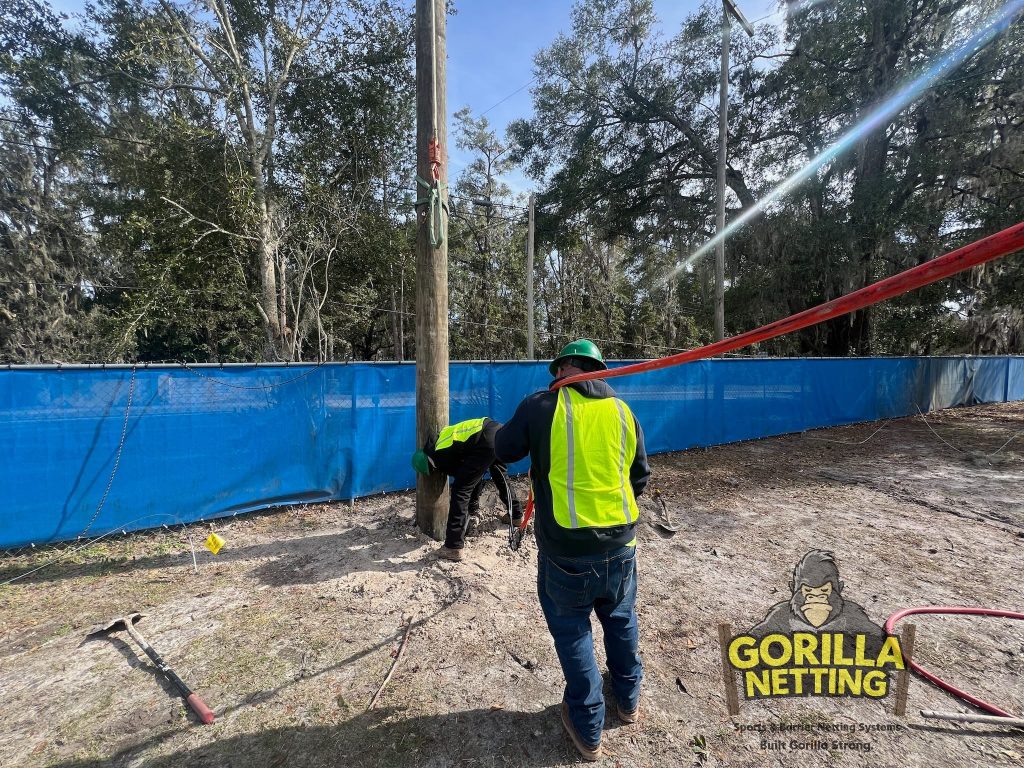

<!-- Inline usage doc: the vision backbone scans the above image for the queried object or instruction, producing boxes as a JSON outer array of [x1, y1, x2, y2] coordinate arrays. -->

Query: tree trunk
[[253, 164, 286, 359]]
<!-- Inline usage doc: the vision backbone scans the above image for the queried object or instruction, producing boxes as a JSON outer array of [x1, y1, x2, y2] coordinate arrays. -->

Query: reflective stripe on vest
[[549, 388, 640, 529], [434, 418, 486, 451]]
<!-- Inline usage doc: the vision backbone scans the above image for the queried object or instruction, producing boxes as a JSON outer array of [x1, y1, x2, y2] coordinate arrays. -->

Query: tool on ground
[[503, 470, 533, 551], [650, 488, 680, 536], [85, 612, 215, 724], [921, 710, 1024, 728], [510, 490, 533, 551]]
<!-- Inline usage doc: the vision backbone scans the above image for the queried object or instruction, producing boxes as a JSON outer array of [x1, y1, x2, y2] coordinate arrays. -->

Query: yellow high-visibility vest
[[434, 418, 486, 451], [549, 388, 640, 529]]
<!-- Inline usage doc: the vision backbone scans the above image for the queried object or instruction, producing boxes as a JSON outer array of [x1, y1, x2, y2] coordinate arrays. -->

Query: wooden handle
[[186, 692, 216, 724]]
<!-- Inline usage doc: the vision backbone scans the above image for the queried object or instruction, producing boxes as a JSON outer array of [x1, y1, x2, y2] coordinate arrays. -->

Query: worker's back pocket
[[542, 555, 593, 614], [610, 549, 636, 604]]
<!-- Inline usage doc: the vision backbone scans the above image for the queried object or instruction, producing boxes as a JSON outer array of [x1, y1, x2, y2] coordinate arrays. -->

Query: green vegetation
[[2, 0, 1021, 363]]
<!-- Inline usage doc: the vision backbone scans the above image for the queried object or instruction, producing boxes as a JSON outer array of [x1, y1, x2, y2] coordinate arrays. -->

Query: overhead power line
[[479, 78, 537, 117]]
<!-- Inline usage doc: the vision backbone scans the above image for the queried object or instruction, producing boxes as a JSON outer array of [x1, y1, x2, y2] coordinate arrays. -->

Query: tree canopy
[[512, 0, 1023, 357], [1, 0, 1021, 364]]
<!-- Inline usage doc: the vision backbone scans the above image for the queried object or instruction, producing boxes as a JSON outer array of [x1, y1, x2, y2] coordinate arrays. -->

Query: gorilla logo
[[749, 550, 885, 642], [725, 550, 904, 703]]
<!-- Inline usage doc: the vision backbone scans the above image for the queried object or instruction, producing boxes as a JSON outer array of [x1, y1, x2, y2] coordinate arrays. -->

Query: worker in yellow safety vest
[[411, 418, 522, 561], [494, 339, 650, 762]]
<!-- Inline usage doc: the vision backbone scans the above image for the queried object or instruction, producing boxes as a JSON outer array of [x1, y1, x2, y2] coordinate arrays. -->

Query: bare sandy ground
[[1, 402, 1022, 768]]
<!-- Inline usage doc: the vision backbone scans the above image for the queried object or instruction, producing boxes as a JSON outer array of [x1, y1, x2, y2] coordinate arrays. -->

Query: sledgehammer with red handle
[[86, 612, 215, 724]]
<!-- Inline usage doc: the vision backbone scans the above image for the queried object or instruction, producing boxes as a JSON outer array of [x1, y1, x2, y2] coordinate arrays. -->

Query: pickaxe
[[85, 612, 215, 724]]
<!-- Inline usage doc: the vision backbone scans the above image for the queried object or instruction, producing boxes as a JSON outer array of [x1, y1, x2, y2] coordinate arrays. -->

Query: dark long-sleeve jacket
[[494, 378, 650, 556], [425, 418, 499, 476]]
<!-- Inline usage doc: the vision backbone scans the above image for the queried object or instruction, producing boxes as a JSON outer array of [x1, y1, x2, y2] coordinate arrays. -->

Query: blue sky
[[45, 0, 783, 194]]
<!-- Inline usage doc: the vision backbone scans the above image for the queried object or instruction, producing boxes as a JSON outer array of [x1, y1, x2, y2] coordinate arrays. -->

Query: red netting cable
[[554, 221, 1024, 391]]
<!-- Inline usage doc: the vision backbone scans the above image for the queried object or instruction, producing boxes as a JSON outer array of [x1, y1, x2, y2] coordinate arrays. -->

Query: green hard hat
[[411, 449, 431, 475], [549, 339, 607, 376]]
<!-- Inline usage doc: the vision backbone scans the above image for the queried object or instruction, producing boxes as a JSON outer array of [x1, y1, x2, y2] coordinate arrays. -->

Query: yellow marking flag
[[204, 532, 225, 555]]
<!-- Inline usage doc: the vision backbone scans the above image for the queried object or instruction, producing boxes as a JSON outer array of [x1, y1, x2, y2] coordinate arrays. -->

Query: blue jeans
[[537, 545, 643, 747]]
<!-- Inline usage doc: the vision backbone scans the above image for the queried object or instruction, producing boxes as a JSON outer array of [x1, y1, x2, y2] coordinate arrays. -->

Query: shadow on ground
[[0, 516, 430, 587], [50, 704, 576, 768]]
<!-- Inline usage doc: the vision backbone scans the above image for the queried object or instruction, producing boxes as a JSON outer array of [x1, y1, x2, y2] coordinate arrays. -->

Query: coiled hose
[[885, 606, 1024, 718]]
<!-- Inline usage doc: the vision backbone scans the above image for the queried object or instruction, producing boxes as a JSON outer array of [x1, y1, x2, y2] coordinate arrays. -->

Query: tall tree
[[447, 108, 528, 358], [514, 0, 1023, 356], [156, 0, 338, 357], [755, 0, 1024, 354], [509, 0, 770, 354], [0, 0, 114, 362], [1, 0, 417, 363]]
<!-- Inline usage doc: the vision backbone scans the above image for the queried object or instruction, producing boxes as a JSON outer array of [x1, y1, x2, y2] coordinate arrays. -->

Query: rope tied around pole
[[417, 0, 447, 249], [415, 173, 448, 248], [428, 135, 442, 182]]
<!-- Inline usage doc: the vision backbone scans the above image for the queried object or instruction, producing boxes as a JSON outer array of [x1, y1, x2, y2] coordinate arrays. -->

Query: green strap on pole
[[416, 175, 448, 248]]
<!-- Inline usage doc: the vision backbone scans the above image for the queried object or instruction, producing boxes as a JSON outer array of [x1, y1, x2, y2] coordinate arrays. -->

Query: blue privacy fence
[[2, 356, 1022, 548]]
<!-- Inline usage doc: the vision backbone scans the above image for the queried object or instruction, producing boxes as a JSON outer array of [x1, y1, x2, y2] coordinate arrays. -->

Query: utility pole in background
[[716, 0, 755, 341], [415, 0, 449, 540], [526, 192, 535, 359]]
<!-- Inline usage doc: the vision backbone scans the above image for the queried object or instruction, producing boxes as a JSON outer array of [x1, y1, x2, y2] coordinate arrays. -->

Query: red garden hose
[[885, 606, 1024, 717]]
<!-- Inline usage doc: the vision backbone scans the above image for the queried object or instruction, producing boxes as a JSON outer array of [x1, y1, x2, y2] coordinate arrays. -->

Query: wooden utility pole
[[415, 0, 449, 539], [716, 0, 755, 342], [526, 192, 536, 359]]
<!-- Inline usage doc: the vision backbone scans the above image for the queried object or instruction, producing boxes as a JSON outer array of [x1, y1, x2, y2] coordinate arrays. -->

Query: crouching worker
[[411, 417, 523, 562]]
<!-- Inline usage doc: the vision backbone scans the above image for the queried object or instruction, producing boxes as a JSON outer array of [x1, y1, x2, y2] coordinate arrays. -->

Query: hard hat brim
[[548, 355, 609, 377], [411, 449, 431, 475]]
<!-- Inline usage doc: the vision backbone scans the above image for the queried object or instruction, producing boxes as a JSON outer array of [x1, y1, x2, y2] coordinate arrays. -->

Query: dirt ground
[[2, 402, 1023, 768]]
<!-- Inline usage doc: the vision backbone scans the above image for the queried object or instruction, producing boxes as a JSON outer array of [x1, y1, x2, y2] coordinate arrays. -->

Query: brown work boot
[[436, 546, 463, 562], [560, 702, 601, 762], [616, 697, 639, 724]]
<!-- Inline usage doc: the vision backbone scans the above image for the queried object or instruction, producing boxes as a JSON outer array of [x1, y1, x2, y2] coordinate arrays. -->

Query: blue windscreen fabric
[[1, 356, 1020, 547]]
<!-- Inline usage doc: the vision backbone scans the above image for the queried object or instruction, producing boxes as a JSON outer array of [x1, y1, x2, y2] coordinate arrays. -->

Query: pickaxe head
[[85, 612, 145, 639]]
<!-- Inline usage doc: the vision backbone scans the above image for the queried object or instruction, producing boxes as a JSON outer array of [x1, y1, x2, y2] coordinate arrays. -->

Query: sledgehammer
[[85, 612, 215, 724]]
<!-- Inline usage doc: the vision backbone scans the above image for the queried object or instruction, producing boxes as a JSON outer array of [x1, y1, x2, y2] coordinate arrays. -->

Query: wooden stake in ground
[[367, 619, 414, 711], [414, 0, 450, 540], [893, 623, 916, 717], [718, 622, 740, 716]]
